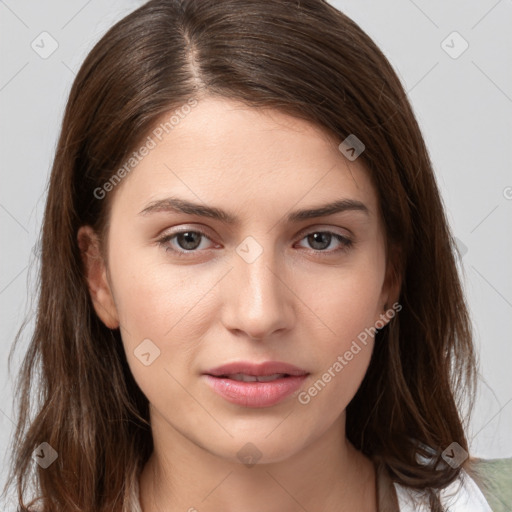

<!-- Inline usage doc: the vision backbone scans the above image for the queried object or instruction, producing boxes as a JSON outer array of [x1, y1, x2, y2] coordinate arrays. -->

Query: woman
[[3, 0, 500, 510]]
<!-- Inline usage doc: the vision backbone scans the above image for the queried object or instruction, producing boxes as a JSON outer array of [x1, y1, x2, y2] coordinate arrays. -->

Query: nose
[[220, 241, 295, 341]]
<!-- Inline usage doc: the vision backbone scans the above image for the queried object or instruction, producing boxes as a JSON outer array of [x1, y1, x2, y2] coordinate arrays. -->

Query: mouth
[[202, 361, 309, 408], [204, 360, 308, 378], [213, 372, 293, 382]]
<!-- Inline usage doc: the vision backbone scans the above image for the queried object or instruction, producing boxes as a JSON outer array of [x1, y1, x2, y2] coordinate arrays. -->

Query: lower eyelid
[[158, 230, 352, 254]]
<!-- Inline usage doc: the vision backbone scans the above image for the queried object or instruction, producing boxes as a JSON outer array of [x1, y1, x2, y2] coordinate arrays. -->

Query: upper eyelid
[[158, 226, 215, 242], [295, 224, 352, 239], [159, 224, 351, 237], [158, 226, 352, 247]]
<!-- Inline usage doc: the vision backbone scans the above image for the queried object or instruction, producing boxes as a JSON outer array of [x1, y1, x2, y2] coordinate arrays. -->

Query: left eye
[[296, 231, 352, 252], [157, 230, 352, 255]]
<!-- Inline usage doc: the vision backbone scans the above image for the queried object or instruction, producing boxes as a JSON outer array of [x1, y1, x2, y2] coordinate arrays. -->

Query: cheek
[[107, 246, 225, 369], [293, 255, 384, 407], [298, 254, 385, 346], [108, 229, 206, 320], [295, 282, 378, 422], [108, 257, 221, 413]]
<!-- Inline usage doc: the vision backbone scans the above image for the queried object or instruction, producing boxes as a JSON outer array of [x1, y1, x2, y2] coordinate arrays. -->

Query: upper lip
[[204, 361, 309, 377]]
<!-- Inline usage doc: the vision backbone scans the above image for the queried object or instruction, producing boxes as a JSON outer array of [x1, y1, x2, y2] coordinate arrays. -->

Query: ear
[[377, 245, 403, 325], [77, 226, 119, 329]]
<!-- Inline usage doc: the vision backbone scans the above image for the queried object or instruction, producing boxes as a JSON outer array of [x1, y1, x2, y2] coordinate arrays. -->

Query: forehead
[[109, 96, 379, 220]]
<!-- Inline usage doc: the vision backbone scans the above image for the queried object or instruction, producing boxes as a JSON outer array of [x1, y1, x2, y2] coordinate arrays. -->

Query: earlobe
[[77, 226, 119, 329], [377, 249, 403, 327], [383, 274, 402, 315]]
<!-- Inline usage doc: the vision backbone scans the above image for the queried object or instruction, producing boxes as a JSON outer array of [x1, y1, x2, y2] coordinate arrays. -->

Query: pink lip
[[202, 361, 309, 408], [205, 360, 308, 377]]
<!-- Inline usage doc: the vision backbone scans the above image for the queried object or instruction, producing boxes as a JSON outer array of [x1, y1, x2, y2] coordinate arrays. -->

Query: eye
[[157, 229, 215, 255], [296, 231, 353, 254], [157, 228, 353, 257]]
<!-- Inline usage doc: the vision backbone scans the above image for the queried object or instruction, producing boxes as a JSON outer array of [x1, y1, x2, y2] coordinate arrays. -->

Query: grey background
[[1, 0, 511, 506]]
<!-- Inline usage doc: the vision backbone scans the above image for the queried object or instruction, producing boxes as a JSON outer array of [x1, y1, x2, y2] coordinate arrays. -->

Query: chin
[[204, 429, 308, 467]]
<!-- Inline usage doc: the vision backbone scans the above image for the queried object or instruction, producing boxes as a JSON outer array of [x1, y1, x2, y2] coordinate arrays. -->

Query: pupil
[[177, 232, 201, 250]]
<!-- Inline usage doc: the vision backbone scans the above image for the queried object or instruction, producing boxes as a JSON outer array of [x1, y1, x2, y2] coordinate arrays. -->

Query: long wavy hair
[[4, 0, 480, 510]]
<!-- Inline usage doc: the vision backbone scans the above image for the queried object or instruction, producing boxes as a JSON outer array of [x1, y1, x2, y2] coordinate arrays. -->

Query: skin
[[78, 97, 400, 512]]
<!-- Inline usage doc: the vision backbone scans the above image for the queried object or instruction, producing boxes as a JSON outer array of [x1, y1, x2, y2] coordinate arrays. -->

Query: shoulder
[[392, 459, 511, 512]]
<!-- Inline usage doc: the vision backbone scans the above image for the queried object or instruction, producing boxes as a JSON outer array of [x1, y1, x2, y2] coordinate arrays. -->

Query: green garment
[[471, 457, 512, 511]]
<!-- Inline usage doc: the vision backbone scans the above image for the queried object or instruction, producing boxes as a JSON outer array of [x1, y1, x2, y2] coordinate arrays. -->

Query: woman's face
[[82, 97, 396, 464]]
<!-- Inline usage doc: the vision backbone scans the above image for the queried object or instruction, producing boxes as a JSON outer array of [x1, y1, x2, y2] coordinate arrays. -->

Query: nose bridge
[[222, 235, 293, 339]]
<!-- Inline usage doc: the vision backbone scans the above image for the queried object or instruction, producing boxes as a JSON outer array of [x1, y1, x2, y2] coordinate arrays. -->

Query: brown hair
[[4, 0, 479, 510]]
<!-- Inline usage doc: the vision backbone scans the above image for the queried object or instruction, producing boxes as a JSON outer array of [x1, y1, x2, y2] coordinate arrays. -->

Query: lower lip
[[203, 374, 308, 408]]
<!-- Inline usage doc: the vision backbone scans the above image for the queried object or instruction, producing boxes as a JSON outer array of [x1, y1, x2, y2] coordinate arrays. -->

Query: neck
[[139, 408, 377, 512]]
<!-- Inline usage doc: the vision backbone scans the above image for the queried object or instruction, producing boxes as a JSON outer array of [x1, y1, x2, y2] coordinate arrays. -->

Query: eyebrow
[[138, 197, 369, 224]]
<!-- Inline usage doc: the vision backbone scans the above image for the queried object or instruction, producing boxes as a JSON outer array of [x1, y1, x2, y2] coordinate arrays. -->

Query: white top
[[133, 468, 492, 511], [393, 469, 492, 511]]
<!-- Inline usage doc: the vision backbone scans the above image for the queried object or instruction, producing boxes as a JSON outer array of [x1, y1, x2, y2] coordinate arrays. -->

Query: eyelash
[[157, 229, 354, 257]]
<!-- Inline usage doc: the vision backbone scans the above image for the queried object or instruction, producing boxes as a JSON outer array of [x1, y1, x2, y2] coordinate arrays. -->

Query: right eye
[[157, 229, 216, 256]]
